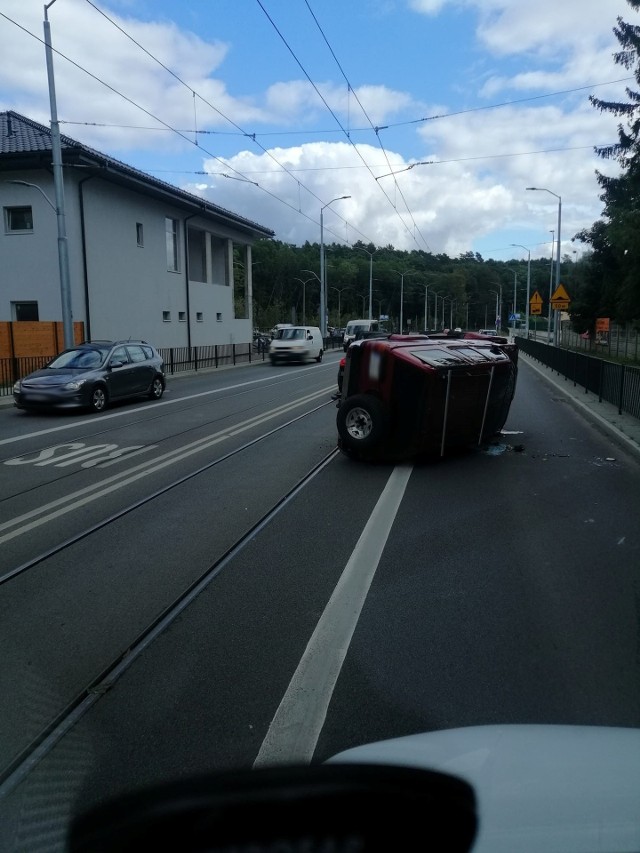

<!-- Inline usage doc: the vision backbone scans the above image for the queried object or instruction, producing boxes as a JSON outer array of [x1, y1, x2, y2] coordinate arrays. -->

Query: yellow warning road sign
[[551, 284, 571, 310], [529, 290, 543, 315]]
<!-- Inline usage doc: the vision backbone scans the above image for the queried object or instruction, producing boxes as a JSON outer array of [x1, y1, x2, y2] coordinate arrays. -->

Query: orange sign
[[596, 317, 610, 332]]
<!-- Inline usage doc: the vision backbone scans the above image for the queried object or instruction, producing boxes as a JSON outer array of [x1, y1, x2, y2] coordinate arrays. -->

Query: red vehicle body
[[336, 333, 518, 461]]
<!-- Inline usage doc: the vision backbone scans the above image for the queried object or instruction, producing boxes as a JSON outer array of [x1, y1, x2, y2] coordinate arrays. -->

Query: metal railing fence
[[0, 336, 343, 396], [517, 337, 640, 419]]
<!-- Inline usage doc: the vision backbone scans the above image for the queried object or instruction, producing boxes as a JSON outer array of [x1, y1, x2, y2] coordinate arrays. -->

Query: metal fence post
[[598, 359, 604, 403]]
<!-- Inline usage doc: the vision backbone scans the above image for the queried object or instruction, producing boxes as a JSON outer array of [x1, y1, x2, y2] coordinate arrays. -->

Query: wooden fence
[[0, 321, 85, 360]]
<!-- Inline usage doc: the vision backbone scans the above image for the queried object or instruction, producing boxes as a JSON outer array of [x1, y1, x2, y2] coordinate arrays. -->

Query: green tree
[[577, 0, 640, 321]]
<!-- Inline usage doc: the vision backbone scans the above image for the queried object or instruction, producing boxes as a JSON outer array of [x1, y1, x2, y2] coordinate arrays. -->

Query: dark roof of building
[[0, 111, 274, 239]]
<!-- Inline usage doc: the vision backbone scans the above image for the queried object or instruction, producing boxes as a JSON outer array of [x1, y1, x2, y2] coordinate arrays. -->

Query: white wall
[[1, 169, 262, 349]]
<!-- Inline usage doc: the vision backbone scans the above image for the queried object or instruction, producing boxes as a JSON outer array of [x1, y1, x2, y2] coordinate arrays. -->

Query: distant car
[[13, 340, 165, 413], [336, 334, 518, 461]]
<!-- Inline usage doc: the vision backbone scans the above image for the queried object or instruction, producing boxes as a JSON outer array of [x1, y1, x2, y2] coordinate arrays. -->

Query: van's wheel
[[315, 349, 323, 363], [337, 394, 388, 451]]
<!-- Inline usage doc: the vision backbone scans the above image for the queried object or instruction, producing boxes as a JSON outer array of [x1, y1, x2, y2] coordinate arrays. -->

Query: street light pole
[[548, 230, 555, 343], [507, 268, 518, 333], [353, 246, 377, 320], [320, 196, 350, 338], [391, 269, 417, 333], [527, 186, 562, 345], [293, 277, 315, 325], [43, 0, 74, 350], [423, 285, 429, 331], [511, 244, 531, 336]]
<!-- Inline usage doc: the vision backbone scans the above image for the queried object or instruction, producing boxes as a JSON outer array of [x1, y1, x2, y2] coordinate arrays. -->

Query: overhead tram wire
[[79, 0, 373, 247], [1, 9, 372, 249], [302, 0, 430, 252], [62, 73, 635, 140], [254, 0, 426, 251]]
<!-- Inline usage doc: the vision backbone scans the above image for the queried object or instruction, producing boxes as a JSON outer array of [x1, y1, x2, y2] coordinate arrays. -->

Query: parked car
[[13, 340, 166, 413], [269, 326, 324, 364], [336, 334, 518, 461]]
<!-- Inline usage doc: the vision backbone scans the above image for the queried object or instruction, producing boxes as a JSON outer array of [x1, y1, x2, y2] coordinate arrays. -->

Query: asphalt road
[[1, 351, 639, 850]]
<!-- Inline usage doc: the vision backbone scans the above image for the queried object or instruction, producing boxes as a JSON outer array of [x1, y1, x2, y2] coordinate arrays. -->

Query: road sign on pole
[[529, 290, 543, 316], [550, 284, 571, 311]]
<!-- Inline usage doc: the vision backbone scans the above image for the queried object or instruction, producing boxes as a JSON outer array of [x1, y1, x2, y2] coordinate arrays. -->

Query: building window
[[13, 301, 39, 321], [179, 311, 186, 322], [5, 206, 33, 233], [196, 312, 203, 322], [165, 217, 179, 271], [216, 312, 222, 322], [136, 222, 144, 247], [163, 311, 171, 322]]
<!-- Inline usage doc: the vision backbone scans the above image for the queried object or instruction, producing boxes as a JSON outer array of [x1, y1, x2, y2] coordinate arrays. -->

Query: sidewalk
[[520, 352, 640, 460]]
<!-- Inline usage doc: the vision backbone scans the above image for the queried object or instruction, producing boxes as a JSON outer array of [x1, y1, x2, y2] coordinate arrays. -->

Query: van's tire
[[337, 394, 388, 452], [315, 349, 323, 363]]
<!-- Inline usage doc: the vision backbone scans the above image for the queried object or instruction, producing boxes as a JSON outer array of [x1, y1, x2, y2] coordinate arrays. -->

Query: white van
[[269, 326, 324, 364], [343, 319, 380, 351]]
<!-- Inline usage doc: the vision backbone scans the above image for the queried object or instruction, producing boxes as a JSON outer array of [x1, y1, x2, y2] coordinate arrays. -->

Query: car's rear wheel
[[148, 376, 165, 400], [89, 385, 108, 413], [336, 394, 388, 452]]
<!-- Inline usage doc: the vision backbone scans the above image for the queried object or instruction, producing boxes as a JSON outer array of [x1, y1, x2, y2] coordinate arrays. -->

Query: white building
[[0, 111, 274, 348]]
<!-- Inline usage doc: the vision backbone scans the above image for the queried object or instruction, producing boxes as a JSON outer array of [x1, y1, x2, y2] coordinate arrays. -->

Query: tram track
[[0, 446, 340, 798], [0, 389, 337, 583]]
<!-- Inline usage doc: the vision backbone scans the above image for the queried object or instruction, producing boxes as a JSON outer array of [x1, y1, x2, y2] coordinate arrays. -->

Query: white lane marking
[[0, 360, 339, 447], [4, 443, 156, 469], [253, 463, 414, 768], [0, 386, 334, 544]]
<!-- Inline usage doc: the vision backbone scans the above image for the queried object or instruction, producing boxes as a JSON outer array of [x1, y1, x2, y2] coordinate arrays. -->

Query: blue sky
[[0, 0, 633, 261]]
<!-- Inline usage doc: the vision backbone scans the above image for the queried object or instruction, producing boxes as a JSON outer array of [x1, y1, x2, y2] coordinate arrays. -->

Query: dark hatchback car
[[336, 333, 518, 461], [13, 340, 166, 413]]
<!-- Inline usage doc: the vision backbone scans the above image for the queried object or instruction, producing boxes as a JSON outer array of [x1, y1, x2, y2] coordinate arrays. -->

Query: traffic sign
[[529, 290, 543, 316], [551, 284, 571, 310]]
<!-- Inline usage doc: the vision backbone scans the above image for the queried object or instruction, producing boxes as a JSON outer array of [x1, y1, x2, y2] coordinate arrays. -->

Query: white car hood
[[328, 724, 640, 852]]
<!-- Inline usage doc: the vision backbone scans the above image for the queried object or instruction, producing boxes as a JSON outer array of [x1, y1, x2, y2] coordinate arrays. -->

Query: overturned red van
[[336, 333, 518, 461]]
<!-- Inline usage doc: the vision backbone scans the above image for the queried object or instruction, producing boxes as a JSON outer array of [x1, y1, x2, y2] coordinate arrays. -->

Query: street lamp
[[353, 246, 377, 320], [511, 244, 531, 336], [391, 269, 418, 333], [6, 175, 75, 348], [330, 286, 351, 328], [442, 295, 456, 329], [489, 287, 502, 330], [41, 0, 74, 350], [423, 284, 429, 331], [433, 290, 444, 330], [293, 276, 315, 325], [320, 196, 350, 338], [527, 187, 562, 344], [507, 268, 518, 333]]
